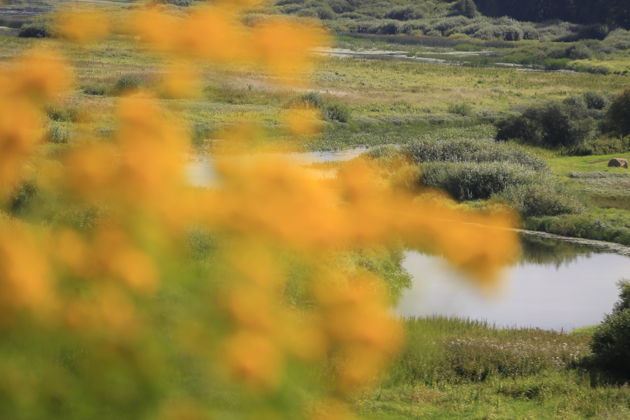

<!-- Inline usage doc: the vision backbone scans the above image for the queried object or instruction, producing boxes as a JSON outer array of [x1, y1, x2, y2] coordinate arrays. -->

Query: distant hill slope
[[272, 0, 465, 21], [274, 0, 630, 30], [476, 0, 630, 30]]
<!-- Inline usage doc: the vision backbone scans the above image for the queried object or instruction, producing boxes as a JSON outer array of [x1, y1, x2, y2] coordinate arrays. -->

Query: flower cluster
[[0, 1, 520, 418]]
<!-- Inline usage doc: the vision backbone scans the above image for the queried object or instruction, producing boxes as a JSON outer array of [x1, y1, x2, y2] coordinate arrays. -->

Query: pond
[[396, 235, 630, 331]]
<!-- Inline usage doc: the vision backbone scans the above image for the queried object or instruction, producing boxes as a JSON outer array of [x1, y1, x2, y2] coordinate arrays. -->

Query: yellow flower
[[159, 63, 202, 99], [130, 6, 181, 53], [54, 7, 110, 45], [252, 18, 329, 83], [0, 99, 43, 192], [282, 106, 324, 137], [5, 47, 73, 102], [0, 222, 53, 313], [222, 331, 283, 392]]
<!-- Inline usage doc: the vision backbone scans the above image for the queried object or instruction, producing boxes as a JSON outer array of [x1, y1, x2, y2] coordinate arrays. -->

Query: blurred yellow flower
[[252, 18, 329, 83], [54, 7, 110, 45], [222, 331, 283, 392], [5, 47, 73, 102], [282, 106, 324, 137], [0, 222, 53, 313]]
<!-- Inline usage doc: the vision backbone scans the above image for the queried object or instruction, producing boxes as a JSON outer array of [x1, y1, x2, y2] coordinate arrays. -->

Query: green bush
[[606, 88, 630, 137], [81, 83, 107, 96], [291, 92, 350, 122], [583, 92, 609, 110], [325, 103, 351, 122], [46, 106, 78, 122], [497, 183, 583, 217], [18, 23, 50, 38], [447, 103, 473, 116], [403, 138, 547, 171], [112, 74, 146, 95], [421, 162, 534, 201], [569, 137, 630, 156], [496, 100, 596, 149], [591, 281, 630, 380], [385, 7, 424, 21], [543, 58, 571, 70]]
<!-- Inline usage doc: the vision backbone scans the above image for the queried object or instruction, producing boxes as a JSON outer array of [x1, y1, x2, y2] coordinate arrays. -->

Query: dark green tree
[[606, 88, 630, 137]]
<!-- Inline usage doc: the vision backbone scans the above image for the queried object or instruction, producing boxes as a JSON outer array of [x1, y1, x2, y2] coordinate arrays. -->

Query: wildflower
[[54, 7, 110, 45], [222, 330, 283, 392]]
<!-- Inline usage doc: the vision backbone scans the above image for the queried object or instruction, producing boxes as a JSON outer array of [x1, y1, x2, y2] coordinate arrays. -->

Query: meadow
[[0, 1, 629, 419]]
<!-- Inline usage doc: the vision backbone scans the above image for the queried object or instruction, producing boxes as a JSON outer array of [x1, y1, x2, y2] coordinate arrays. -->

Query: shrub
[[591, 281, 630, 380], [113, 74, 145, 95], [564, 44, 593, 60], [18, 23, 50, 38], [291, 92, 350, 122], [46, 106, 78, 122], [403, 138, 547, 171], [583, 92, 609, 110], [497, 183, 582, 217], [48, 125, 70, 144], [421, 162, 534, 201], [296, 92, 325, 109], [606, 88, 630, 137], [496, 101, 595, 149], [543, 58, 570, 70], [81, 83, 107, 96], [456, 0, 479, 19], [325, 103, 351, 122], [447, 103, 473, 116], [316, 6, 335, 20], [377, 21, 401, 35], [385, 7, 423, 21]]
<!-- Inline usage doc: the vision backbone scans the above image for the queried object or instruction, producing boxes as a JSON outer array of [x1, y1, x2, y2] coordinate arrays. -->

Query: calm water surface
[[397, 237, 630, 331]]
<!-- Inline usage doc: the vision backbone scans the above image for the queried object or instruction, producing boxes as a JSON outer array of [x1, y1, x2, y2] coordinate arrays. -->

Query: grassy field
[[357, 317, 630, 419]]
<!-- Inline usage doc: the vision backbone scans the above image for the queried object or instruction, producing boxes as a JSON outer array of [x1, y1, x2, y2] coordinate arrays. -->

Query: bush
[[591, 281, 630, 380], [325, 103, 351, 122], [421, 162, 535, 201], [497, 183, 582, 217], [290, 92, 350, 122], [583, 92, 609, 110], [403, 138, 547, 171], [48, 125, 70, 144], [113, 74, 145, 95], [18, 23, 50, 38], [296, 92, 325, 109], [496, 100, 595, 149], [447, 103, 473, 116], [377, 21, 401, 35], [564, 44, 593, 60], [81, 83, 107, 96], [543, 58, 570, 70], [606, 88, 630, 137], [569, 137, 630, 156], [385, 7, 423, 21]]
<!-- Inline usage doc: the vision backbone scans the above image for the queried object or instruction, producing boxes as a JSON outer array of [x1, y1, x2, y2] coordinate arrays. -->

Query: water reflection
[[520, 235, 600, 267], [397, 235, 630, 331]]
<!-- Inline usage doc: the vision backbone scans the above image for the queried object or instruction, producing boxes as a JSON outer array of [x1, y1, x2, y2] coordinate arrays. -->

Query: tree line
[[473, 0, 630, 29]]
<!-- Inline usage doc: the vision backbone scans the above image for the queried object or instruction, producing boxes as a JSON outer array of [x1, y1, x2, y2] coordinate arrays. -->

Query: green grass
[[548, 153, 630, 175], [355, 317, 630, 419]]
